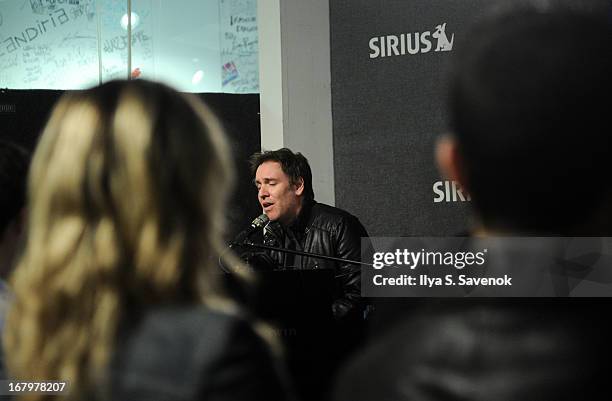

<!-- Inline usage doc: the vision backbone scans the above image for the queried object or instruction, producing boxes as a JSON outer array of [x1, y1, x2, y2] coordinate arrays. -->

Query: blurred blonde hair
[[3, 80, 248, 400]]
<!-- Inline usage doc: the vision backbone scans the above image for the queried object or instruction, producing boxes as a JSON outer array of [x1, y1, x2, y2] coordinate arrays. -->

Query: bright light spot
[[192, 70, 204, 85], [120, 12, 140, 30]]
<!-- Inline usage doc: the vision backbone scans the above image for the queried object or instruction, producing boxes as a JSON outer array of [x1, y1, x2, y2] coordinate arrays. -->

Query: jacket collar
[[288, 199, 315, 234]]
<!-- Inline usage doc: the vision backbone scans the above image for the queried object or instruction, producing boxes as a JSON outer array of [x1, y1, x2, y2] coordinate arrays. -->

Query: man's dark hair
[[0, 140, 29, 234], [449, 7, 612, 233], [249, 148, 315, 202]]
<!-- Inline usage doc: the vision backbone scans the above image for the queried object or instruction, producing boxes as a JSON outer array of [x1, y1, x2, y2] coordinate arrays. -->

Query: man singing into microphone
[[244, 148, 368, 321], [235, 148, 368, 401]]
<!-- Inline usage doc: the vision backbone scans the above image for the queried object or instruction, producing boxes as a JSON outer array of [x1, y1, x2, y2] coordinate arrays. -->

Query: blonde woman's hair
[[3, 80, 247, 400]]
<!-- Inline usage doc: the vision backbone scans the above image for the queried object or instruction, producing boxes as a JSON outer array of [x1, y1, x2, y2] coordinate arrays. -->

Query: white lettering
[[433, 181, 445, 203], [373, 275, 412, 286], [420, 31, 432, 53], [384, 252, 395, 266], [387, 35, 400, 56], [368, 37, 380, 59], [372, 252, 384, 269], [458, 275, 512, 286], [407, 33, 419, 54], [409, 251, 421, 269], [433, 180, 471, 203]]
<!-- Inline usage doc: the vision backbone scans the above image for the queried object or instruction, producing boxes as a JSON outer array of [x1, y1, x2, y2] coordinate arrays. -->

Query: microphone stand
[[238, 240, 374, 267]]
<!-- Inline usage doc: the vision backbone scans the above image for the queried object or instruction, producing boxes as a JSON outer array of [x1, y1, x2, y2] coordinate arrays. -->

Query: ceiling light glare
[[120, 12, 140, 30], [192, 70, 204, 85]]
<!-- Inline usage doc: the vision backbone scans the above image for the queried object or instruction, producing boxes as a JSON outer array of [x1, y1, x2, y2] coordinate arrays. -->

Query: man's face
[[255, 161, 304, 225]]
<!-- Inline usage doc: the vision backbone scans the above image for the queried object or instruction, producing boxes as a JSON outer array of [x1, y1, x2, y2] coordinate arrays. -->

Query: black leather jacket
[[259, 201, 368, 320]]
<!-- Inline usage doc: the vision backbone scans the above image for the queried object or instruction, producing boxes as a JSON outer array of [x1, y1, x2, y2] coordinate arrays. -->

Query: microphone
[[230, 214, 270, 246]]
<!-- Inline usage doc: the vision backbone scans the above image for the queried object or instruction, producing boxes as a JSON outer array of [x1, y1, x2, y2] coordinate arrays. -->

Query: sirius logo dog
[[369, 22, 454, 59], [432, 23, 454, 51]]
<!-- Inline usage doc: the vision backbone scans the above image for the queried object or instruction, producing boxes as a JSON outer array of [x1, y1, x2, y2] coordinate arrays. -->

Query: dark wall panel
[[330, 0, 497, 237], [330, 0, 606, 236], [203, 93, 262, 238]]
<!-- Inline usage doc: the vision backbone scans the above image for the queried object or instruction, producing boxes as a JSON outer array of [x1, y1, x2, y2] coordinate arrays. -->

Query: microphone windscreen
[[252, 213, 269, 228]]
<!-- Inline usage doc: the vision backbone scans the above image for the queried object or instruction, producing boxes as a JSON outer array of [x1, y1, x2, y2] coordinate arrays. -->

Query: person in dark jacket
[[335, 4, 612, 401], [3, 80, 291, 401]]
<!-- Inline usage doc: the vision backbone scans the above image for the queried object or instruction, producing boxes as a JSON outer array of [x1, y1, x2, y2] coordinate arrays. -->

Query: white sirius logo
[[369, 22, 455, 59]]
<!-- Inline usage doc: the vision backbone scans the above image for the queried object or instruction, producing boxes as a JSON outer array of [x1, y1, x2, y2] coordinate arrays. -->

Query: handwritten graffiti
[[103, 30, 150, 54], [70, 3, 95, 21], [30, 0, 80, 15], [230, 15, 255, 25], [0, 8, 70, 58]]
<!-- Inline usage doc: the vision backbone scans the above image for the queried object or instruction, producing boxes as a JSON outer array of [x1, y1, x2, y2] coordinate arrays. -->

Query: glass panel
[[0, 0, 259, 92], [219, 0, 258, 93], [98, 0, 129, 82], [0, 0, 101, 89], [145, 0, 221, 92]]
